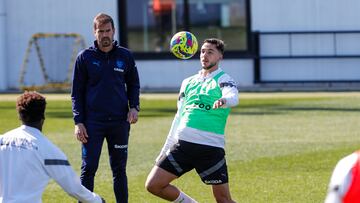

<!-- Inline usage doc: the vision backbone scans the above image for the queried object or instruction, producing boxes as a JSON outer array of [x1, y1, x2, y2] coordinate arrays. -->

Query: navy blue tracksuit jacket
[[71, 41, 140, 123]]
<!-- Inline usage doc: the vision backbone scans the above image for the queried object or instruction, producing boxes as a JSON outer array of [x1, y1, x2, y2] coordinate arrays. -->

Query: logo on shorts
[[114, 144, 127, 149], [204, 179, 222, 184]]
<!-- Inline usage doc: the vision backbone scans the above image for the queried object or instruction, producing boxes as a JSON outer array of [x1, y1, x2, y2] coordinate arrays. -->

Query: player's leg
[[145, 165, 179, 200], [106, 120, 130, 203], [146, 166, 197, 203], [194, 144, 235, 203], [80, 121, 105, 191], [146, 140, 198, 202], [212, 183, 236, 203]]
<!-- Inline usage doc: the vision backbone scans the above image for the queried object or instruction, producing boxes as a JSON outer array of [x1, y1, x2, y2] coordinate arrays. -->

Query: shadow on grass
[[46, 111, 73, 118], [139, 108, 176, 117], [278, 107, 360, 112], [45, 108, 177, 118], [0, 106, 15, 110], [231, 105, 360, 115], [231, 111, 284, 115], [42, 103, 360, 119], [46, 106, 71, 110]]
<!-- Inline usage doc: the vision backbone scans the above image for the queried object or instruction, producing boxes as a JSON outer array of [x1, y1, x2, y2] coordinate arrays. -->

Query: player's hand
[[127, 108, 139, 124], [74, 123, 88, 143], [213, 98, 226, 109]]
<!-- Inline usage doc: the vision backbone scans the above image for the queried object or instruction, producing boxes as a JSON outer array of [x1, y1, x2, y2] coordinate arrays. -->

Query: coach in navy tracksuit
[[71, 13, 140, 203]]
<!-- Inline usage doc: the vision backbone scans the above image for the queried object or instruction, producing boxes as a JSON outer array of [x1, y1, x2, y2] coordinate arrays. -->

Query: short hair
[[203, 38, 225, 55], [16, 91, 46, 123], [93, 13, 115, 30]]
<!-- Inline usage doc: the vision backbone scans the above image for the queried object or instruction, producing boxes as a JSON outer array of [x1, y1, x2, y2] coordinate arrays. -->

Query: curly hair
[[16, 91, 46, 123]]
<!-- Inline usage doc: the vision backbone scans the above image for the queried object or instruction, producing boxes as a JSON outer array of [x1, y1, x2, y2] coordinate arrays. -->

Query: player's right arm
[[155, 77, 189, 162], [40, 139, 103, 203]]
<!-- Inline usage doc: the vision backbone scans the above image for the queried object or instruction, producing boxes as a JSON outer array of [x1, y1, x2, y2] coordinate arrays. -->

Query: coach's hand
[[74, 123, 88, 143], [127, 108, 139, 124]]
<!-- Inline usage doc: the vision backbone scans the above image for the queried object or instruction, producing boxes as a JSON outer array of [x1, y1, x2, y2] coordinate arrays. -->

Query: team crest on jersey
[[114, 60, 125, 72]]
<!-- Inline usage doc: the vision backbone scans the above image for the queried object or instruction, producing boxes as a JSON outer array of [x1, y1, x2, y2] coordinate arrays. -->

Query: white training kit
[[0, 125, 102, 203], [325, 152, 359, 203]]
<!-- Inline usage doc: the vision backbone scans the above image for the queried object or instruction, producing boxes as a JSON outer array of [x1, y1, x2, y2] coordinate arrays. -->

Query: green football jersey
[[180, 71, 230, 135]]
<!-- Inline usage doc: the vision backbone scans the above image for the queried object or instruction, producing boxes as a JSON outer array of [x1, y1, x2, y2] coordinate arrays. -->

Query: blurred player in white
[[325, 150, 360, 203], [145, 38, 238, 203], [0, 91, 104, 203]]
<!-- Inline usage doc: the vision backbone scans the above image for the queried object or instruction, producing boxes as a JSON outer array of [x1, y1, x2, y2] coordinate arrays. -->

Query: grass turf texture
[[0, 92, 360, 202]]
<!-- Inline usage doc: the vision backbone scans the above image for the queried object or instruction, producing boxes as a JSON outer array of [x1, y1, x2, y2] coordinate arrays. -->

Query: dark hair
[[93, 13, 115, 30], [203, 38, 225, 55], [16, 91, 46, 123]]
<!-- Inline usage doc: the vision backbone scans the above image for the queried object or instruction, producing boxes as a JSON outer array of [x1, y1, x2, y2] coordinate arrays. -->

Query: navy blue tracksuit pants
[[80, 120, 130, 203]]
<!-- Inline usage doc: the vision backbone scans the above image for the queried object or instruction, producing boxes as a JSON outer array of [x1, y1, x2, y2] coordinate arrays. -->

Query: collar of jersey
[[197, 68, 222, 80]]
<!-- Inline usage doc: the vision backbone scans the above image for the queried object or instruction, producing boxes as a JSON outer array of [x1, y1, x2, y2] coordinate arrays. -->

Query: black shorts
[[156, 140, 228, 185]]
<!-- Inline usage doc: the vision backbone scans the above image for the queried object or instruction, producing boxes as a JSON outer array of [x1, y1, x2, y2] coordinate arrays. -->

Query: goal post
[[19, 33, 86, 91]]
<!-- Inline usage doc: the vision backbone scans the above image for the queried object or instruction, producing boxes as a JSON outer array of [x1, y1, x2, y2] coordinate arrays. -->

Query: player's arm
[[53, 169, 104, 203], [155, 111, 180, 162], [213, 75, 238, 109], [155, 78, 188, 162], [41, 143, 103, 203], [324, 153, 357, 203]]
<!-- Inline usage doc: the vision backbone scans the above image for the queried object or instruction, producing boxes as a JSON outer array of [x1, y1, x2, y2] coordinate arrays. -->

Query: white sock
[[173, 191, 198, 203]]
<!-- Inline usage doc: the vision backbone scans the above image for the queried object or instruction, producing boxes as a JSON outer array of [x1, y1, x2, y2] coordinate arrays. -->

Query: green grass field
[[1, 92, 360, 202]]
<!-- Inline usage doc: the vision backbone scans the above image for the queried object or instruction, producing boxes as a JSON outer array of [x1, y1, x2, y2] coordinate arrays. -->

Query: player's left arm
[[213, 74, 239, 109], [155, 77, 189, 162]]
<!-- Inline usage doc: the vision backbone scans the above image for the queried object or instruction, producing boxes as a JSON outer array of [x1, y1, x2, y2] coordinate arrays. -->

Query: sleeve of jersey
[[125, 52, 140, 108], [155, 78, 188, 162], [41, 141, 102, 203], [325, 153, 357, 203], [71, 53, 87, 124], [219, 74, 239, 107], [155, 112, 180, 162]]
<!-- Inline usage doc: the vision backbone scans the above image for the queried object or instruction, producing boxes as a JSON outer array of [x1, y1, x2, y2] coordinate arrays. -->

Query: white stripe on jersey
[[177, 125, 225, 148]]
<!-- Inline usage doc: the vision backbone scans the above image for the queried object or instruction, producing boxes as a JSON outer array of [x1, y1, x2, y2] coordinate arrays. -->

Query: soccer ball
[[170, 31, 198, 59]]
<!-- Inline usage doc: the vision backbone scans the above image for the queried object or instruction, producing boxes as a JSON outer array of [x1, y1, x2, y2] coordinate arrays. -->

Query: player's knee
[[145, 177, 159, 194]]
